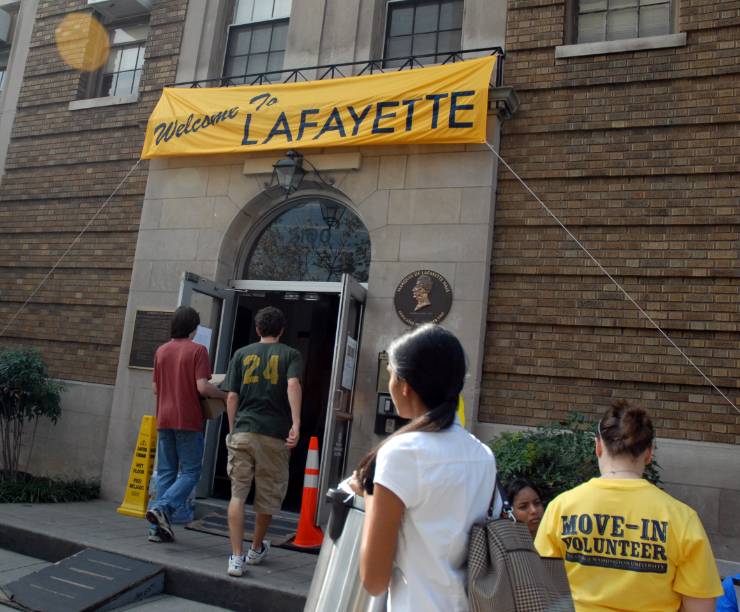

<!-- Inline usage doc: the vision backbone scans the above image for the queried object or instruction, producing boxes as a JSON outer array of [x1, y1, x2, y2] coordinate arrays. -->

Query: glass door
[[177, 272, 237, 496], [316, 273, 366, 524]]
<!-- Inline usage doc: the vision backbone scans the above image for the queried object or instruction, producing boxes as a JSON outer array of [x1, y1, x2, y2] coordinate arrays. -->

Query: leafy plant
[[0, 348, 64, 480], [490, 412, 662, 503], [0, 475, 99, 503]]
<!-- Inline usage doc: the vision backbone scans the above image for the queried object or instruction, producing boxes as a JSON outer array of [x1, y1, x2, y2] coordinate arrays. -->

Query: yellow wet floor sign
[[117, 415, 157, 519]]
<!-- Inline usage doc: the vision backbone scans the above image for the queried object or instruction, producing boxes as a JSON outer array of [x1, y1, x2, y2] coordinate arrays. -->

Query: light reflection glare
[[55, 13, 110, 72]]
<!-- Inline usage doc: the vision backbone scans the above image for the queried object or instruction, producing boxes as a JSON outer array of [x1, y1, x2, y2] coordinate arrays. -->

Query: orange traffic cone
[[293, 436, 324, 548]]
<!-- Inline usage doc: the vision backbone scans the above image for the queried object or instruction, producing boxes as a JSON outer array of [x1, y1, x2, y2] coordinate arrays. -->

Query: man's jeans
[[153, 429, 204, 518]]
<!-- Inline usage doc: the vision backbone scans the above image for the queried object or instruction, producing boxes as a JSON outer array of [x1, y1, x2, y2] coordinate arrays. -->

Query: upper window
[[98, 21, 148, 97], [245, 198, 370, 283], [223, 0, 292, 84], [0, 47, 8, 92], [577, 0, 672, 44], [384, 0, 463, 68]]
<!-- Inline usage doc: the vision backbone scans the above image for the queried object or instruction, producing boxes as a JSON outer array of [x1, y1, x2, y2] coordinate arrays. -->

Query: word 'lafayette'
[[242, 90, 477, 146]]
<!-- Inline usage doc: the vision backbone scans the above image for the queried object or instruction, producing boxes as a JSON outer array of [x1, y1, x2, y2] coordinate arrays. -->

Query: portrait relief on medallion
[[394, 270, 452, 326]]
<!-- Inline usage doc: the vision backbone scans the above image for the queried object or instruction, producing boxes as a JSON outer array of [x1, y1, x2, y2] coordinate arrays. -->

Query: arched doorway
[[206, 195, 370, 517]]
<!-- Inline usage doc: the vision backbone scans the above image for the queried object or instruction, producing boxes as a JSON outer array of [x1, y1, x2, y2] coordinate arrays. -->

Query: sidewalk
[[0, 500, 317, 611]]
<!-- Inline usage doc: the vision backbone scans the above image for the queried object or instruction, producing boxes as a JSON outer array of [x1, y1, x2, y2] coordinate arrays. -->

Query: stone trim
[[555, 33, 687, 59], [68, 94, 140, 111]]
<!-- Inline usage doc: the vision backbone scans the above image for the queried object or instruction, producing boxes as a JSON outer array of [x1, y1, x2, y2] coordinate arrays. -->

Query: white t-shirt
[[374, 423, 496, 612]]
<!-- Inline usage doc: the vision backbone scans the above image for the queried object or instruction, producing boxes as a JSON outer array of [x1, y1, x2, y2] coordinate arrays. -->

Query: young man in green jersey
[[223, 306, 303, 577]]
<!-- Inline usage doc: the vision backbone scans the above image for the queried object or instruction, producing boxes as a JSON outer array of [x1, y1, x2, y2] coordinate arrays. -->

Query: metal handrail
[[172, 46, 505, 89]]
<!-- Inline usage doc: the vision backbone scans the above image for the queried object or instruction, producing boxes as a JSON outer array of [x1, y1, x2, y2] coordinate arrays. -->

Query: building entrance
[[178, 274, 366, 523], [211, 289, 340, 512]]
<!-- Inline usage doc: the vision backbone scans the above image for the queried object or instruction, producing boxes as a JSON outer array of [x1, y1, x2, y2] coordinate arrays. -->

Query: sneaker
[[228, 554, 246, 577], [147, 527, 163, 543], [246, 541, 270, 565], [145, 507, 174, 542]]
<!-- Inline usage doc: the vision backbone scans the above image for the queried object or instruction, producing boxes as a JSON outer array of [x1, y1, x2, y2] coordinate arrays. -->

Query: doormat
[[186, 510, 318, 552]]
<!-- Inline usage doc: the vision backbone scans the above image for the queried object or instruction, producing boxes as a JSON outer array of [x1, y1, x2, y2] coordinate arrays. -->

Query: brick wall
[[481, 0, 740, 444], [0, 0, 189, 384]]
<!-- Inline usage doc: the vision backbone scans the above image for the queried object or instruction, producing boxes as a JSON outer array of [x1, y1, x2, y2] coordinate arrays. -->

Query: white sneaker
[[228, 554, 246, 577], [246, 541, 271, 565]]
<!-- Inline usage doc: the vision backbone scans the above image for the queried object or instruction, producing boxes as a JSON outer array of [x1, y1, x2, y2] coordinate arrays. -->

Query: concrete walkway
[[0, 500, 317, 611]]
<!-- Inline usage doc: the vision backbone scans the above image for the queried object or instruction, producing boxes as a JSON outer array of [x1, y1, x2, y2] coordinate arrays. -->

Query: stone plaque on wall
[[128, 310, 173, 369], [394, 270, 452, 326]]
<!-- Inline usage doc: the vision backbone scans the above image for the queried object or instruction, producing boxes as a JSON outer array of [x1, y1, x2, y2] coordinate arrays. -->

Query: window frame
[[566, 0, 675, 46], [382, 0, 464, 67], [222, 16, 289, 84], [84, 15, 149, 100]]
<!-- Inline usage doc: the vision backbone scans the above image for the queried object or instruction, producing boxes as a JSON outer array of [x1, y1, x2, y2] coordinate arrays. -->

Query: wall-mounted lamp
[[268, 150, 335, 198]]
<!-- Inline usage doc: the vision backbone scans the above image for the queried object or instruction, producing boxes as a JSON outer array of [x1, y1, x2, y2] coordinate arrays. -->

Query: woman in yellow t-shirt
[[534, 400, 722, 612]]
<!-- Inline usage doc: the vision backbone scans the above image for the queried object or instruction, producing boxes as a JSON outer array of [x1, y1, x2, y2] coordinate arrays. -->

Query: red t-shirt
[[152, 339, 212, 432]]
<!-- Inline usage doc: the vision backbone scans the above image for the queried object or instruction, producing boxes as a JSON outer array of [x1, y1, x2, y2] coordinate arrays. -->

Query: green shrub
[[490, 412, 662, 503], [0, 348, 64, 480], [0, 475, 99, 503]]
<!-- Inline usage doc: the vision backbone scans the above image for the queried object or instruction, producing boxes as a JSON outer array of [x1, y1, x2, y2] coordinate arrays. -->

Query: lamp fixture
[[319, 199, 345, 228], [268, 150, 335, 198]]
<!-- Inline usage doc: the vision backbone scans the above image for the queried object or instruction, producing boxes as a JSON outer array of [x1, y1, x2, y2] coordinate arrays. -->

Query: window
[[83, 19, 148, 99], [98, 21, 148, 96], [223, 0, 292, 84], [576, 0, 672, 44], [384, 0, 463, 68], [245, 198, 370, 283]]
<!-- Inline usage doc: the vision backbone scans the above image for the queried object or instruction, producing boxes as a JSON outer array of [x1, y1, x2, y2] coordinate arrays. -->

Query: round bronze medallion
[[394, 270, 452, 327]]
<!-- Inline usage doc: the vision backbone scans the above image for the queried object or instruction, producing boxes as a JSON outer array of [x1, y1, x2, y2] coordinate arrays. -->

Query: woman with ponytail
[[535, 400, 722, 612], [349, 324, 496, 611]]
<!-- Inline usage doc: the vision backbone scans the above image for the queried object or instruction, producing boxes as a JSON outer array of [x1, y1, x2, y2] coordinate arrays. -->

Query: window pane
[[271, 22, 288, 50], [439, 1, 463, 29], [437, 29, 461, 54], [113, 70, 134, 95], [267, 50, 284, 72], [252, 0, 275, 21], [111, 24, 148, 45], [579, 0, 607, 12], [224, 55, 248, 77], [247, 52, 268, 73], [639, 3, 670, 36], [609, 0, 637, 8], [578, 11, 606, 42], [389, 6, 413, 36], [102, 73, 115, 96], [412, 32, 437, 56], [273, 0, 292, 18], [119, 46, 139, 71], [105, 48, 122, 73], [230, 29, 252, 56], [607, 7, 638, 40], [414, 3, 439, 33], [387, 35, 412, 58], [640, 0, 669, 4], [250, 25, 272, 52], [234, 0, 255, 23]]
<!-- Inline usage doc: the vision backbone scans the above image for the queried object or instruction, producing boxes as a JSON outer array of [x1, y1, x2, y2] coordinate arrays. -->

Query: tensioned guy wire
[[0, 159, 143, 340], [485, 141, 740, 416]]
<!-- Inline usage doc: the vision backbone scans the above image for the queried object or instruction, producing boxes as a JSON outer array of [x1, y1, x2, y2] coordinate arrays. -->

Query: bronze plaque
[[128, 310, 173, 369], [394, 270, 452, 327]]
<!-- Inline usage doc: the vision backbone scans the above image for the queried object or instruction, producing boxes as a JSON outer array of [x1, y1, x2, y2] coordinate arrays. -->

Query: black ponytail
[[356, 324, 466, 494]]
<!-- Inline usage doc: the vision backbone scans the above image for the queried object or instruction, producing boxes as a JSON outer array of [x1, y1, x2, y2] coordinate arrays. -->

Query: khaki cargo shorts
[[226, 432, 290, 515]]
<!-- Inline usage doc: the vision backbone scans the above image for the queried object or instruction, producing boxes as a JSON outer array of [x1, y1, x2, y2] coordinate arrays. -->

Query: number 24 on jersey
[[242, 354, 279, 385]]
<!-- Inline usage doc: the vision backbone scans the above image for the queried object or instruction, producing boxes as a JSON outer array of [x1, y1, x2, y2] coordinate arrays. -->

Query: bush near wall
[[490, 412, 662, 503]]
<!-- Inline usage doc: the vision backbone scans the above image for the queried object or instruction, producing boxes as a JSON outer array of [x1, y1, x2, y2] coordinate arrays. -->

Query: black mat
[[186, 510, 301, 548]]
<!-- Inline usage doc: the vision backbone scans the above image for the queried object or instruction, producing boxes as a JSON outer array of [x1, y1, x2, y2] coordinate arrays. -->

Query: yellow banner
[[141, 56, 496, 159]]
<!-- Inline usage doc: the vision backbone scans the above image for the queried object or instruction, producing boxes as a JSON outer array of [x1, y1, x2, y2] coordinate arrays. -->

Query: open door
[[316, 274, 366, 524], [177, 272, 237, 497]]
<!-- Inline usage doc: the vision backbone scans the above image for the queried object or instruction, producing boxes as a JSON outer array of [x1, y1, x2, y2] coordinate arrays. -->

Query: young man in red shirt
[[147, 306, 226, 542]]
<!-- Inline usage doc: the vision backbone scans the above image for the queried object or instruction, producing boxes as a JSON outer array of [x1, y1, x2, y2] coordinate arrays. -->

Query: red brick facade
[[0, 0, 188, 384], [480, 0, 740, 444]]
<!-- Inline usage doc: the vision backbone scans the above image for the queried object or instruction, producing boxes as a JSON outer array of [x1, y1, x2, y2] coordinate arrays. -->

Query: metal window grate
[[175, 46, 505, 89]]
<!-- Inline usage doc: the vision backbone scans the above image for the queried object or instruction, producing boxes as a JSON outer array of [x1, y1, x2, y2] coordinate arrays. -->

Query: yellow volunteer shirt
[[534, 478, 722, 612]]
